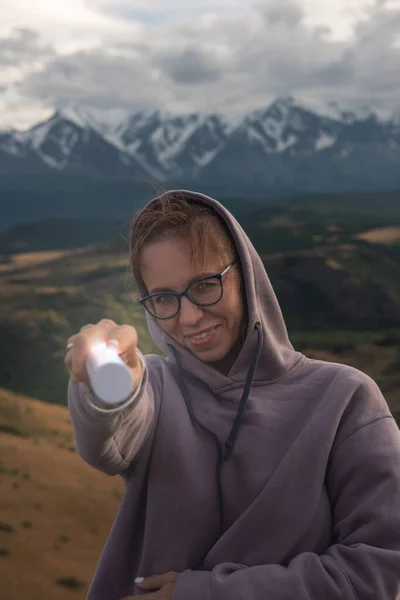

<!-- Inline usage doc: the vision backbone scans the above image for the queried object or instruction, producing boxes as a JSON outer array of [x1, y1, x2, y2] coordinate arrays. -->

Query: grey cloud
[[153, 47, 222, 84], [308, 3, 400, 101], [256, 0, 304, 27], [223, 0, 400, 108], [315, 59, 354, 87], [0, 28, 54, 66], [19, 48, 172, 111], [14, 1, 400, 117]]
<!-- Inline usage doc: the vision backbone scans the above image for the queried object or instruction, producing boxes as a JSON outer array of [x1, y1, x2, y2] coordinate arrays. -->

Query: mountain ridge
[[2, 97, 400, 195]]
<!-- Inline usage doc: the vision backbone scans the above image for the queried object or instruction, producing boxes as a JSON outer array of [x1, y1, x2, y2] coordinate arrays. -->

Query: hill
[[1, 188, 399, 256], [0, 173, 155, 231], [0, 388, 123, 600], [0, 174, 260, 233], [0, 243, 160, 405]]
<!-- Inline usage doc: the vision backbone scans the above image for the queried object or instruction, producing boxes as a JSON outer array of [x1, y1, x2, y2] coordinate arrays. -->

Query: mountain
[[200, 100, 400, 193], [0, 106, 233, 181], [1, 110, 148, 178], [114, 111, 232, 179], [2, 97, 400, 197]]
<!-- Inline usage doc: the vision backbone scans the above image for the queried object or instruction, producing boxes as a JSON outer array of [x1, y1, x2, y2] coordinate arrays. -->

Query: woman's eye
[[154, 295, 173, 305], [194, 280, 217, 291]]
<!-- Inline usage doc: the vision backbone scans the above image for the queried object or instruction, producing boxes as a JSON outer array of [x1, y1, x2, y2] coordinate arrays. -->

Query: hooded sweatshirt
[[68, 190, 400, 600]]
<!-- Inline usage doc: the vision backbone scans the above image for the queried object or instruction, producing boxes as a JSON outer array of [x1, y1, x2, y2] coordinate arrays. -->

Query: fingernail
[[108, 338, 119, 347], [135, 577, 145, 583]]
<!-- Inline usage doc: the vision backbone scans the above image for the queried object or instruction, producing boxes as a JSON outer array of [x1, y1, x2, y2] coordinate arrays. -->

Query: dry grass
[[0, 251, 70, 274], [0, 389, 123, 600], [11, 250, 69, 266], [356, 226, 400, 245]]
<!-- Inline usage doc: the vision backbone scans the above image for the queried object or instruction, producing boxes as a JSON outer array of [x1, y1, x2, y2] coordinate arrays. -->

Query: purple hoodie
[[68, 190, 400, 600]]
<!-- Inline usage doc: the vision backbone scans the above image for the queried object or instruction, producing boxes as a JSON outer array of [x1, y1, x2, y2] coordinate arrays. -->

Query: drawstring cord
[[223, 322, 263, 460], [168, 322, 263, 570]]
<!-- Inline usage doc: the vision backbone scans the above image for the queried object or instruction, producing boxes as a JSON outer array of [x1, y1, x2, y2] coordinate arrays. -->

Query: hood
[[139, 190, 303, 390]]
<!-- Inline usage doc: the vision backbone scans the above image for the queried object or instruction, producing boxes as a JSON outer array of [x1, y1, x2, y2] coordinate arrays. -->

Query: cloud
[[18, 50, 166, 110], [0, 27, 54, 66], [15, 17, 342, 116], [257, 0, 304, 27], [92, 0, 250, 19], [153, 47, 223, 84], [1, 0, 400, 128], [307, 1, 400, 102]]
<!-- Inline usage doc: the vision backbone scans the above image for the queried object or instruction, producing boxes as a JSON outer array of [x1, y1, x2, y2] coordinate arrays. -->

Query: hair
[[129, 192, 238, 295]]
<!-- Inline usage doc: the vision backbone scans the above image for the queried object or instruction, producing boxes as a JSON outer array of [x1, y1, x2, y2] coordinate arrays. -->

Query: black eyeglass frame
[[139, 261, 238, 320]]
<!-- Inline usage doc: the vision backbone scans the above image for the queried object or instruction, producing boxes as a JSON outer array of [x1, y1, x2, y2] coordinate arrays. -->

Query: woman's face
[[140, 237, 245, 364]]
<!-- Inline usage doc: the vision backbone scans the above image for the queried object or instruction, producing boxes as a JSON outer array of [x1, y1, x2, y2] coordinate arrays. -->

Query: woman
[[66, 190, 400, 600]]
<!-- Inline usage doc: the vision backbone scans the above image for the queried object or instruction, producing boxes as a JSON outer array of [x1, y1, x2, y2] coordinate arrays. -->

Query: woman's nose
[[179, 296, 204, 325]]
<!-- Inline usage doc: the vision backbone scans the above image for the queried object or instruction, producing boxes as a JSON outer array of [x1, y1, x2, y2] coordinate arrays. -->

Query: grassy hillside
[[2, 188, 399, 256], [0, 389, 123, 600], [0, 244, 160, 405], [0, 218, 127, 255], [0, 173, 156, 231], [0, 173, 261, 233]]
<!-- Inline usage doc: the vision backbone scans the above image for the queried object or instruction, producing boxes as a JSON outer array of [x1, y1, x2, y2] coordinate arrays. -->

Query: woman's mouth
[[187, 326, 218, 346]]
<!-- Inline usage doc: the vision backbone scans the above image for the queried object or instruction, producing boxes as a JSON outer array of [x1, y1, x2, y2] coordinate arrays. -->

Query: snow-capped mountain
[[1, 97, 400, 194], [112, 110, 233, 179], [3, 111, 148, 177]]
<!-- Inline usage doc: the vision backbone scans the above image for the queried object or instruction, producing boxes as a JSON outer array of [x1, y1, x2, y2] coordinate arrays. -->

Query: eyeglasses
[[139, 262, 237, 320]]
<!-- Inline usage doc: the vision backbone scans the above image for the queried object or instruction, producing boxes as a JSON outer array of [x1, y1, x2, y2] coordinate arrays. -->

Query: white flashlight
[[86, 340, 134, 405]]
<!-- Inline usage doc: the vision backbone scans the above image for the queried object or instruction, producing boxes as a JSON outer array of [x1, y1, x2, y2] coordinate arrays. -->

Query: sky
[[1, 0, 400, 129]]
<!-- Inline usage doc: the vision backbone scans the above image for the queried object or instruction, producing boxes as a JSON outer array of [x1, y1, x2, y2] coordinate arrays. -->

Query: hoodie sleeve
[[173, 382, 400, 600], [68, 350, 156, 476]]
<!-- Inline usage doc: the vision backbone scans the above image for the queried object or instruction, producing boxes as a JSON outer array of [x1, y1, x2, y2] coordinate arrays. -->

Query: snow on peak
[[315, 132, 337, 151], [0, 133, 24, 157], [241, 99, 299, 153], [339, 106, 377, 124], [14, 108, 90, 166], [289, 97, 336, 118], [150, 113, 205, 168], [113, 110, 230, 173], [58, 106, 89, 129], [22, 118, 55, 150], [58, 105, 131, 135], [282, 96, 381, 124]]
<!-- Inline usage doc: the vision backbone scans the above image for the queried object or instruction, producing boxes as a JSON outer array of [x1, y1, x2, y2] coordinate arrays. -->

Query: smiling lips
[[187, 326, 218, 344]]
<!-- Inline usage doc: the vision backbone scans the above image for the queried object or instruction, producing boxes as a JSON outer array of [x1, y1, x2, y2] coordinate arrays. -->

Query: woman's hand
[[64, 319, 142, 392], [121, 571, 180, 599]]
